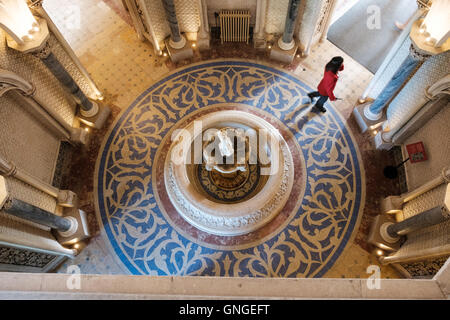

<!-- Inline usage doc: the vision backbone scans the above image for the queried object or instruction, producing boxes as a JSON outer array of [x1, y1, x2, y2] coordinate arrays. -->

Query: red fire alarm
[[406, 141, 427, 163]]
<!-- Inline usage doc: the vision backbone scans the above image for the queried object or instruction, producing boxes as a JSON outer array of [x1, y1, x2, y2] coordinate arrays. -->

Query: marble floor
[[45, 0, 403, 278]]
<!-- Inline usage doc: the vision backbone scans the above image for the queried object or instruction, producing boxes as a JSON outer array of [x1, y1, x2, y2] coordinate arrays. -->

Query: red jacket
[[317, 64, 344, 101]]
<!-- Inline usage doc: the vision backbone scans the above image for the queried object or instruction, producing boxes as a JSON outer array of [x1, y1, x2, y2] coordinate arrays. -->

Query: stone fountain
[[165, 110, 294, 236]]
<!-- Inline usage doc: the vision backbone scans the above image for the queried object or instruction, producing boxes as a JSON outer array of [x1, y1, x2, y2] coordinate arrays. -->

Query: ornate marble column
[[363, 44, 430, 122], [31, 1, 104, 101], [0, 175, 90, 246], [270, 0, 301, 63], [253, 0, 267, 49], [352, 9, 424, 133], [319, 0, 338, 43], [1, 6, 110, 129], [0, 176, 73, 234], [278, 0, 302, 50], [382, 167, 450, 216], [375, 49, 450, 150], [197, 0, 210, 50], [368, 181, 450, 252], [0, 156, 78, 207], [32, 43, 100, 119], [384, 204, 450, 240], [162, 0, 186, 49]]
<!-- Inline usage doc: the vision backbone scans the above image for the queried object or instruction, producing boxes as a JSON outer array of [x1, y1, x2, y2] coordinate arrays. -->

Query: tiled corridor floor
[[45, 0, 403, 278]]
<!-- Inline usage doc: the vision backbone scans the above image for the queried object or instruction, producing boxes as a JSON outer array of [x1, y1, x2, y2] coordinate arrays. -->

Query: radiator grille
[[219, 10, 251, 44]]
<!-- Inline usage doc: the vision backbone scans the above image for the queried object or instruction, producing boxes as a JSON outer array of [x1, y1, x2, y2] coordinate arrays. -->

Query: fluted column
[[278, 0, 302, 50], [162, 0, 186, 49]]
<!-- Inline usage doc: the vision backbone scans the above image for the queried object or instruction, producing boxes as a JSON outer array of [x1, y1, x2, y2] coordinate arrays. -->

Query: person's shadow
[[284, 98, 322, 133]]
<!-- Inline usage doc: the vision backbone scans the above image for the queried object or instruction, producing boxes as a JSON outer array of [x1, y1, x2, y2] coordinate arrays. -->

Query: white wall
[[403, 102, 450, 190]]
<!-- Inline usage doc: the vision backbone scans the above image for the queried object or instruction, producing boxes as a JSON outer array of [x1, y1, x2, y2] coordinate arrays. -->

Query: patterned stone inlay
[[0, 245, 56, 268], [95, 60, 365, 277]]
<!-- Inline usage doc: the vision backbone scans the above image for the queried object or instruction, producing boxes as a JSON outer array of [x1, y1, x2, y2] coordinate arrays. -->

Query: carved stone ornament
[[0, 68, 36, 97], [31, 40, 52, 59], [409, 43, 432, 61]]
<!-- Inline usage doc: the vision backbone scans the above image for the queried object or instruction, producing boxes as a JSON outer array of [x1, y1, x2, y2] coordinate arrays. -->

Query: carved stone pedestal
[[367, 214, 402, 252], [254, 38, 267, 50], [77, 102, 111, 129], [352, 102, 386, 133], [54, 207, 90, 246], [197, 36, 210, 51], [269, 38, 297, 64], [166, 39, 194, 63]]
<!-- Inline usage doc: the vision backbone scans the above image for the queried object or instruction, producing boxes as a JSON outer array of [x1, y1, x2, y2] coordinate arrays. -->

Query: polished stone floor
[[46, 0, 403, 278]]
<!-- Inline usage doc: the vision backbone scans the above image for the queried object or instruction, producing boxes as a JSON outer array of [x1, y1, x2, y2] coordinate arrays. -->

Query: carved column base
[[165, 38, 194, 62], [270, 37, 297, 64], [77, 102, 111, 129], [374, 131, 394, 150], [253, 37, 267, 49], [57, 190, 78, 208], [70, 127, 89, 145], [367, 214, 402, 252], [169, 35, 187, 50], [352, 102, 386, 133], [381, 195, 404, 214], [197, 35, 211, 51], [54, 207, 90, 246]]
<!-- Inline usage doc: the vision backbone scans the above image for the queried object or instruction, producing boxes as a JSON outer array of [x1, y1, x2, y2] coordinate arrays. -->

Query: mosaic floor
[[94, 60, 364, 277], [49, 0, 402, 278]]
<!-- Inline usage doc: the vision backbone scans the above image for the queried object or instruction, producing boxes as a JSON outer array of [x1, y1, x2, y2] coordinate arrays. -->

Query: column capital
[[29, 0, 45, 9], [409, 43, 432, 61], [31, 40, 52, 59]]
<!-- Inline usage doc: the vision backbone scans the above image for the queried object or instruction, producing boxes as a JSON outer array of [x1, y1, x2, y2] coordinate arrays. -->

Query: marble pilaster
[[253, 0, 267, 49], [197, 0, 210, 50], [375, 49, 450, 150], [296, 0, 325, 57]]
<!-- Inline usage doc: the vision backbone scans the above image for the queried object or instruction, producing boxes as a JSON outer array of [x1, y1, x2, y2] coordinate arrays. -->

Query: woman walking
[[307, 56, 344, 113]]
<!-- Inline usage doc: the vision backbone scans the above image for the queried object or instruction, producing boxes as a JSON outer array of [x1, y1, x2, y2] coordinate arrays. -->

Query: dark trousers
[[308, 91, 328, 108]]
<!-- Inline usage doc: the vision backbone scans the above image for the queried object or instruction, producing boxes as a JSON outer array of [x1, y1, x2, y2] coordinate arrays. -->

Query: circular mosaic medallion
[[95, 60, 365, 277]]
